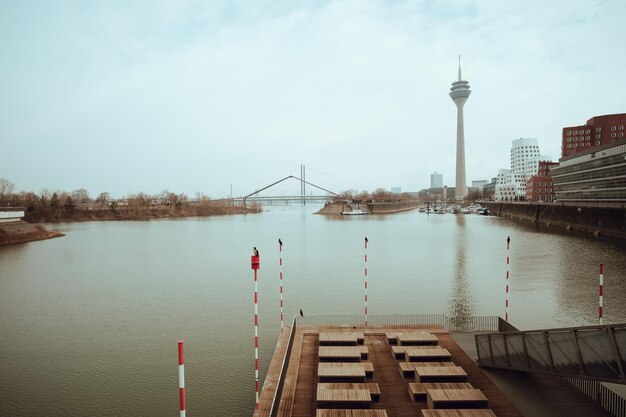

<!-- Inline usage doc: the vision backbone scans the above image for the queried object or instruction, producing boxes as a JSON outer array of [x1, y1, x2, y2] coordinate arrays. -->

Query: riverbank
[[315, 201, 420, 215], [0, 221, 64, 246], [484, 202, 626, 240]]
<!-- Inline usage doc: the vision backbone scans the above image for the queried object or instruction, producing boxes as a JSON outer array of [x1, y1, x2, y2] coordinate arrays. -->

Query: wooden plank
[[319, 332, 365, 345], [399, 362, 456, 378], [408, 382, 473, 402], [421, 410, 497, 417], [316, 410, 389, 417], [397, 332, 439, 346], [317, 382, 381, 400], [316, 387, 372, 402], [319, 346, 369, 361], [415, 366, 468, 383], [405, 347, 451, 362], [426, 389, 488, 409]]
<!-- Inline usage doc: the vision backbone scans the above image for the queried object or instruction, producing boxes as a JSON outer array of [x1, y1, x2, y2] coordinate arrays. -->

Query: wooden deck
[[255, 326, 524, 417]]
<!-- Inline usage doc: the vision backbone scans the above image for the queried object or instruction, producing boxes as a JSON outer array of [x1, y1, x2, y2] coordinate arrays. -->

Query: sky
[[1, 0, 625, 199]]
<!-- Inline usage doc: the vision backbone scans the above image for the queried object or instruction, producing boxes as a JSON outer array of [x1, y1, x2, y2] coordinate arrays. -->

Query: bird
[[365, 237, 368, 243], [279, 238, 283, 246], [299, 309, 304, 317], [253, 247, 259, 257]]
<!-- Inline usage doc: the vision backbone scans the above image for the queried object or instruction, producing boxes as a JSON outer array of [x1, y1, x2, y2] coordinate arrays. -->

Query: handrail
[[475, 323, 626, 384]]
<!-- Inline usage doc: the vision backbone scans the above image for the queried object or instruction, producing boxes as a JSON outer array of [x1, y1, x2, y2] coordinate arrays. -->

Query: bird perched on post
[[253, 247, 259, 257], [299, 309, 304, 317], [365, 237, 368, 243], [279, 238, 283, 246]]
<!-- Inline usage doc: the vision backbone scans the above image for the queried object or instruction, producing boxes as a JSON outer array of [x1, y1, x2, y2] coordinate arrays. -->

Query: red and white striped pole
[[364, 237, 368, 326], [251, 248, 260, 410], [177, 340, 186, 417], [279, 239, 284, 332], [599, 263, 604, 325], [505, 236, 510, 322]]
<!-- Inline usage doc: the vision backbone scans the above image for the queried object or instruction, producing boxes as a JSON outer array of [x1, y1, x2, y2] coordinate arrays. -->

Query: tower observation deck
[[450, 57, 471, 199]]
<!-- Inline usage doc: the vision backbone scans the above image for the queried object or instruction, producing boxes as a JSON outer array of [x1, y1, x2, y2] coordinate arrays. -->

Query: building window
[[586, 136, 590, 140], [611, 126, 617, 131], [620, 126, 624, 130], [619, 132, 624, 137], [596, 134, 601, 139], [596, 127, 601, 132], [611, 133, 617, 138], [596, 141, 601, 145]]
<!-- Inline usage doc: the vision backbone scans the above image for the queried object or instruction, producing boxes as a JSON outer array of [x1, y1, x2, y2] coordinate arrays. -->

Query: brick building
[[526, 161, 558, 202], [562, 113, 626, 158]]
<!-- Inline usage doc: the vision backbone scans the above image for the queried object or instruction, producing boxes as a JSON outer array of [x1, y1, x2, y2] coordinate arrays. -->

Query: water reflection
[[446, 215, 477, 330]]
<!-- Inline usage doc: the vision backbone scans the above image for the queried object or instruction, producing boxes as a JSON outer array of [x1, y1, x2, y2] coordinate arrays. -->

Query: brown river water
[[1, 206, 625, 416]]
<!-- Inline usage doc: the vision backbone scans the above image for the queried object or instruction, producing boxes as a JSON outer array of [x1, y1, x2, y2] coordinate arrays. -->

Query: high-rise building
[[449, 57, 471, 199], [562, 113, 626, 158], [430, 172, 443, 188], [495, 138, 552, 201]]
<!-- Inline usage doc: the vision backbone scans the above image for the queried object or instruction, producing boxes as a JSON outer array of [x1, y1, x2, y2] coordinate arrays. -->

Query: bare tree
[[0, 178, 14, 205], [95, 192, 111, 206], [71, 188, 91, 204]]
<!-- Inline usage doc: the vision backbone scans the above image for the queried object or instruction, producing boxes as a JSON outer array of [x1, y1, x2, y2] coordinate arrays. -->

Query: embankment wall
[[483, 202, 626, 240]]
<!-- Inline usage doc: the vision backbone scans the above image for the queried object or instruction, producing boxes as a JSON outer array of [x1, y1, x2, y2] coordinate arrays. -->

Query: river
[[1, 206, 625, 416]]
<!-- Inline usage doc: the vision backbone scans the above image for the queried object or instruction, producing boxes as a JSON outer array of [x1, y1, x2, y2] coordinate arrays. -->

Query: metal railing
[[297, 314, 501, 332], [268, 316, 298, 417], [565, 377, 626, 417], [475, 323, 626, 384]]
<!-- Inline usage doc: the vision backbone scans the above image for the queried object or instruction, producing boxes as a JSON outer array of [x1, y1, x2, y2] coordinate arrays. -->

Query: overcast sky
[[1, 0, 625, 199]]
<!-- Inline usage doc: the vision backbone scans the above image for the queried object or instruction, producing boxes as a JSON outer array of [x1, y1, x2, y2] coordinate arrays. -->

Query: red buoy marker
[[251, 248, 260, 409], [599, 263, 604, 325], [505, 236, 510, 322], [364, 237, 369, 326], [178, 340, 186, 417]]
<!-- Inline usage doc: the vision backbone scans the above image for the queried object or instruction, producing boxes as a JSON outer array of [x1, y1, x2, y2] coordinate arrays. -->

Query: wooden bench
[[319, 346, 369, 362], [318, 363, 374, 381], [421, 410, 496, 417], [415, 366, 468, 383], [408, 382, 473, 401], [405, 347, 452, 362], [399, 362, 456, 378], [316, 410, 389, 417], [319, 332, 365, 346], [318, 383, 381, 402], [316, 387, 372, 408], [386, 332, 439, 346], [426, 388, 488, 409]]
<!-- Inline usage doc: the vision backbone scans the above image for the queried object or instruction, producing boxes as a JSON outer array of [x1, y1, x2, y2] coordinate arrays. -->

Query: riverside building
[[495, 138, 552, 201], [562, 113, 626, 158], [552, 140, 626, 202]]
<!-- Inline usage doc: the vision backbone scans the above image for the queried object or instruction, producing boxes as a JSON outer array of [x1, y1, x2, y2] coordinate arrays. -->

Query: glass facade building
[[552, 141, 626, 202]]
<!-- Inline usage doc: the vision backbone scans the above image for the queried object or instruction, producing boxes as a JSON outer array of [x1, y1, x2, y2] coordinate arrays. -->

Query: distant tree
[[50, 193, 59, 210], [371, 188, 393, 201], [40, 188, 51, 208], [72, 188, 91, 204], [95, 192, 111, 206], [0, 178, 14, 205], [64, 195, 75, 213]]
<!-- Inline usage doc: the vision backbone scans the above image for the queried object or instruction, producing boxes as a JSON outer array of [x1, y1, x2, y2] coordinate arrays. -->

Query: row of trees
[[0, 178, 257, 222], [332, 188, 417, 203]]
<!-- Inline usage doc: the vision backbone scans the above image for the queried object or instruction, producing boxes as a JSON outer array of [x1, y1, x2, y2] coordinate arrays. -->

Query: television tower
[[449, 56, 471, 199]]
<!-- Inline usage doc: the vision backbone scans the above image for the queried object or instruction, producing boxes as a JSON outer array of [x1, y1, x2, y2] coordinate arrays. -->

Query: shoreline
[[0, 221, 64, 246]]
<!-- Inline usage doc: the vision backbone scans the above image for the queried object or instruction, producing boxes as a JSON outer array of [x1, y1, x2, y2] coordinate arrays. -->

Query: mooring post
[[279, 239, 284, 332], [251, 248, 260, 409], [364, 236, 369, 326], [599, 263, 604, 325], [178, 340, 186, 417], [506, 236, 510, 322]]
